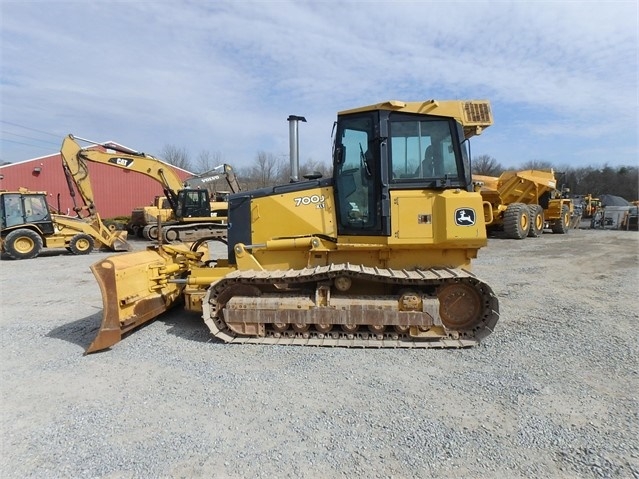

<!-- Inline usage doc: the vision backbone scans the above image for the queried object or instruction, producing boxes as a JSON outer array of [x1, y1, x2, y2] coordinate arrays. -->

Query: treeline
[[472, 155, 639, 201], [160, 146, 332, 191], [162, 146, 638, 202]]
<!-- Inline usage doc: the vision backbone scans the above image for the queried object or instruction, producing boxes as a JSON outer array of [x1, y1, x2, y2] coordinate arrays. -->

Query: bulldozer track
[[202, 264, 499, 348]]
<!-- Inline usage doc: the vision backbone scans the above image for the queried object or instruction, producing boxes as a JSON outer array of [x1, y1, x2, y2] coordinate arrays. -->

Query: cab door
[[333, 112, 386, 236]]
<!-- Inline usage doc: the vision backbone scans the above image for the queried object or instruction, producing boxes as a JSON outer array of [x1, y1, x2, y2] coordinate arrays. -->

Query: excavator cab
[[175, 189, 211, 218]]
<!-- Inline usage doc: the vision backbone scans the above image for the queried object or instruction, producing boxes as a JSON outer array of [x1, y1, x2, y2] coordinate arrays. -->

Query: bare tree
[[472, 155, 503, 176], [612, 166, 639, 200], [520, 159, 553, 171], [161, 144, 192, 172], [275, 156, 291, 184], [300, 158, 332, 179], [195, 150, 224, 174], [249, 151, 281, 188]]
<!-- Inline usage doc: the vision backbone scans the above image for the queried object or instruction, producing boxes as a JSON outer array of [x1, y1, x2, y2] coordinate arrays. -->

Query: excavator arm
[[60, 134, 189, 214], [184, 164, 241, 195], [24, 134, 139, 253]]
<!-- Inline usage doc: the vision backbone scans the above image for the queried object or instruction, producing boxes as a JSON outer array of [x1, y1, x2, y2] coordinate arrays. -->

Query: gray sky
[[1, 0, 637, 169]]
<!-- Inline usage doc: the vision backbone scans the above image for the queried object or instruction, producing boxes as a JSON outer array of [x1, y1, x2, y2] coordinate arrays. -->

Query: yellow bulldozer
[[474, 169, 574, 239], [86, 99, 500, 353]]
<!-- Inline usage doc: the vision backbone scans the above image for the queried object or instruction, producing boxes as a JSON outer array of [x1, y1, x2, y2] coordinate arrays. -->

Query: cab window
[[2, 194, 25, 228], [389, 119, 460, 181]]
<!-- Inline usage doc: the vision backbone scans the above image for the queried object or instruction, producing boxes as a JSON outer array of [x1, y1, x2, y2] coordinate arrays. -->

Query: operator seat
[[416, 145, 435, 177]]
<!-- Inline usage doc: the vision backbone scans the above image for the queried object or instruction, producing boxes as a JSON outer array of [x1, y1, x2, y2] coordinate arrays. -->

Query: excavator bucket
[[87, 248, 185, 353]]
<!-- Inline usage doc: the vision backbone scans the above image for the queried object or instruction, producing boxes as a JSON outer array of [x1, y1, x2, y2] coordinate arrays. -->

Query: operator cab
[[333, 108, 472, 236], [174, 189, 211, 218], [0, 192, 55, 234]]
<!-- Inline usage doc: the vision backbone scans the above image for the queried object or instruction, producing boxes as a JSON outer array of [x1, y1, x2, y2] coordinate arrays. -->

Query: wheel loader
[[1, 135, 136, 260], [86, 99, 500, 353]]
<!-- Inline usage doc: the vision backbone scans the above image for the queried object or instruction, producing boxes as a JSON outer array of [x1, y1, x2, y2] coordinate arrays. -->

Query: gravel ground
[[1, 229, 638, 479]]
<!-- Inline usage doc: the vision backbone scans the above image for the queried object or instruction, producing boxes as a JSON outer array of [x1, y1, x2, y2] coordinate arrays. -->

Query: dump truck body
[[475, 169, 573, 239]]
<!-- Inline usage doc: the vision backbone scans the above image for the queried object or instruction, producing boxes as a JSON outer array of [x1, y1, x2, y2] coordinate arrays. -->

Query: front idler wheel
[[438, 282, 483, 332]]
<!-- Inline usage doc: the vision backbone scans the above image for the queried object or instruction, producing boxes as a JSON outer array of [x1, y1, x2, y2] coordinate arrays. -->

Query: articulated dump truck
[[474, 169, 574, 239], [87, 99, 500, 353]]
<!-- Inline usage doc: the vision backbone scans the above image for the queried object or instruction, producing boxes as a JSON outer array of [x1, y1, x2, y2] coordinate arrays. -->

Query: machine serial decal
[[455, 208, 476, 226], [294, 195, 325, 208]]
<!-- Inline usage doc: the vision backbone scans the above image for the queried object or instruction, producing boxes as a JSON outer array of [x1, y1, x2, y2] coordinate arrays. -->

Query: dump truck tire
[[552, 205, 570, 234], [504, 203, 530, 239], [69, 234, 94, 255], [4, 229, 43, 260], [527, 205, 544, 237]]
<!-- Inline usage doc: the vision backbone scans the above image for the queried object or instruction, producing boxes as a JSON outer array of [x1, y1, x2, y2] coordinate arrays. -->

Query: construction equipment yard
[[1, 230, 637, 478]]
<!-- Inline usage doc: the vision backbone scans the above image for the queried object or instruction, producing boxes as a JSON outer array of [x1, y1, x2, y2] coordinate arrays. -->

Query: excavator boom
[[60, 135, 187, 209], [185, 164, 241, 194]]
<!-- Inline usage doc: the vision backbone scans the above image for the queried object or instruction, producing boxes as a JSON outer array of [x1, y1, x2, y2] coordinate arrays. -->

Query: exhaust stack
[[287, 115, 306, 182]]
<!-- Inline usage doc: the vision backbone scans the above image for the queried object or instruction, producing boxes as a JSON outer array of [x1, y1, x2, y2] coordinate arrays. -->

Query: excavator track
[[161, 223, 228, 243], [202, 264, 499, 348]]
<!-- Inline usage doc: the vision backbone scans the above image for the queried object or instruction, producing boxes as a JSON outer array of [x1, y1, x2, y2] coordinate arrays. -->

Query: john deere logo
[[455, 208, 476, 226]]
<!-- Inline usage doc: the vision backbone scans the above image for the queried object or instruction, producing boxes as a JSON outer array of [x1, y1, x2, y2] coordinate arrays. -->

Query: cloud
[[1, 0, 636, 168]]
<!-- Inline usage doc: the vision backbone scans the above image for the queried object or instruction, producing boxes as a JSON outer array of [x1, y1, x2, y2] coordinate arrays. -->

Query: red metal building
[[0, 145, 192, 218]]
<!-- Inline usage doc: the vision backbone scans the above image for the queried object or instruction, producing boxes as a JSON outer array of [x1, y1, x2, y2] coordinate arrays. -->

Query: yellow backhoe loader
[[61, 136, 232, 244], [86, 99, 500, 353], [0, 188, 129, 260]]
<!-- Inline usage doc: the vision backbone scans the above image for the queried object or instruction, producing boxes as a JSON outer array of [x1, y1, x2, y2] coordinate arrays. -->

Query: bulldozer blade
[[87, 249, 184, 354]]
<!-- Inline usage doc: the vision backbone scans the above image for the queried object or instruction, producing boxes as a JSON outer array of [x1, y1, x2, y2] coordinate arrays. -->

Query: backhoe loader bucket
[[87, 248, 185, 353], [110, 230, 131, 252]]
